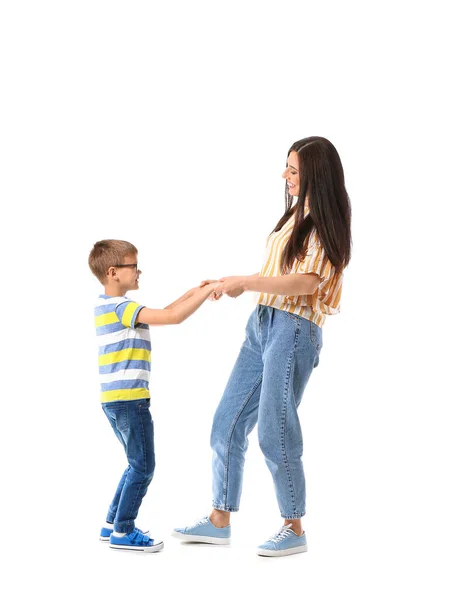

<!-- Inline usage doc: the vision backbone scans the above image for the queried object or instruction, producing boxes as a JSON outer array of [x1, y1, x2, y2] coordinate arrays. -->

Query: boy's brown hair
[[88, 239, 138, 284]]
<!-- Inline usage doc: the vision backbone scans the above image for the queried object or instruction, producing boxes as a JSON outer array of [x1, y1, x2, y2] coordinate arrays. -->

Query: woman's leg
[[172, 308, 265, 543], [210, 307, 264, 519], [257, 308, 322, 530]]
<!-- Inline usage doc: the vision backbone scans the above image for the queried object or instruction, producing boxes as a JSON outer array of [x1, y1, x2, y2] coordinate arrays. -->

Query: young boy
[[88, 239, 218, 552]]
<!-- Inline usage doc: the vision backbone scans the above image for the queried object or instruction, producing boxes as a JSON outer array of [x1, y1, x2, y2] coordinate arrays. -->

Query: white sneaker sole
[[109, 541, 164, 553], [257, 544, 307, 557], [171, 531, 230, 545]]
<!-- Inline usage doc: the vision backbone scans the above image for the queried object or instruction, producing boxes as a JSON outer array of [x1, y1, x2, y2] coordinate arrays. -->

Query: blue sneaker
[[99, 524, 149, 542], [172, 516, 231, 545], [109, 530, 164, 553], [257, 524, 307, 557]]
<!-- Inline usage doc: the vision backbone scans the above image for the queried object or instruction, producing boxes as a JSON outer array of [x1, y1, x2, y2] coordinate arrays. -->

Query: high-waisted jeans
[[211, 305, 322, 519]]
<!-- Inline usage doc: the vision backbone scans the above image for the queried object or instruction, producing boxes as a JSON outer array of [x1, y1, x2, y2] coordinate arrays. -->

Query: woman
[[173, 136, 352, 556]]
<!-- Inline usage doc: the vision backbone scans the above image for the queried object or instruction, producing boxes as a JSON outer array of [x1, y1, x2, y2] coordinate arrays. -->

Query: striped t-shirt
[[257, 210, 343, 328], [94, 295, 151, 403]]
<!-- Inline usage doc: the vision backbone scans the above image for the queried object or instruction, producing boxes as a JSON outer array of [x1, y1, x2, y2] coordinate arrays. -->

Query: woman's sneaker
[[257, 524, 307, 557], [109, 530, 164, 553], [99, 524, 149, 542], [172, 516, 231, 544]]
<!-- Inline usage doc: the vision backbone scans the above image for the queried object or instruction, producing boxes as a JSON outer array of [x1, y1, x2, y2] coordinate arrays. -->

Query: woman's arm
[[216, 273, 320, 298], [245, 273, 320, 295], [200, 275, 259, 300]]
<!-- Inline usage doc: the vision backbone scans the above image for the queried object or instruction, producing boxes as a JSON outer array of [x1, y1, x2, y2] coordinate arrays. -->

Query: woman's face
[[282, 151, 300, 196]]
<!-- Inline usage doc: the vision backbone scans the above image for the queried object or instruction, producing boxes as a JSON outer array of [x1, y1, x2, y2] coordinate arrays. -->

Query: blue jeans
[[211, 305, 322, 519], [101, 398, 155, 533]]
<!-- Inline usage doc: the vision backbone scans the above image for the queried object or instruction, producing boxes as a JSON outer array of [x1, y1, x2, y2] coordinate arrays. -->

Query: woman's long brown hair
[[273, 137, 352, 273]]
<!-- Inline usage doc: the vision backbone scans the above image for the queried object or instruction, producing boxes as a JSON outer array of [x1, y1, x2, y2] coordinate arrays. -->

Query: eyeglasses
[[113, 263, 139, 273]]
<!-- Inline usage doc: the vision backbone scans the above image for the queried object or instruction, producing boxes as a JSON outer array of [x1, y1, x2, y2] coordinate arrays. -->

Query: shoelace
[[268, 526, 295, 544], [192, 516, 210, 527]]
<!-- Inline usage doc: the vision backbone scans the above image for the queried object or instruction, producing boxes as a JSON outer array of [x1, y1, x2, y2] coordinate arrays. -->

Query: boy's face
[[110, 253, 141, 292]]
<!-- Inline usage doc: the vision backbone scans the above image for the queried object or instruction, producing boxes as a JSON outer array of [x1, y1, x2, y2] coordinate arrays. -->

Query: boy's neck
[[104, 283, 128, 297]]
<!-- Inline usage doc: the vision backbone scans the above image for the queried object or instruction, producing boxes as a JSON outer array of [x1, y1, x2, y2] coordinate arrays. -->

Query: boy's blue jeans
[[101, 398, 155, 533], [211, 305, 322, 519]]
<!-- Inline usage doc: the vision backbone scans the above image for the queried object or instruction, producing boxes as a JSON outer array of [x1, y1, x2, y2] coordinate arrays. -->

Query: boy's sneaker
[[99, 524, 149, 542], [172, 516, 231, 545], [109, 530, 164, 553], [257, 524, 307, 557]]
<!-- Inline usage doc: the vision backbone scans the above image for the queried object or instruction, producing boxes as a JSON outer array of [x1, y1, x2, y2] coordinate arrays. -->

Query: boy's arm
[[136, 283, 218, 326], [163, 287, 197, 310]]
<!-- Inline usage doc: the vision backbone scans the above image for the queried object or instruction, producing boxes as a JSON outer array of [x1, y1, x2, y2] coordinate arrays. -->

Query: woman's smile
[[282, 151, 300, 196]]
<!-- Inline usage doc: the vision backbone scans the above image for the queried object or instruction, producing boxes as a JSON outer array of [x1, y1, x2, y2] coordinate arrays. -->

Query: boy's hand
[[188, 282, 216, 295]]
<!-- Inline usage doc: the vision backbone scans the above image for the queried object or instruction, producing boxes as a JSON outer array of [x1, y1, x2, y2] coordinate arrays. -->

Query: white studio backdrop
[[0, 1, 459, 599]]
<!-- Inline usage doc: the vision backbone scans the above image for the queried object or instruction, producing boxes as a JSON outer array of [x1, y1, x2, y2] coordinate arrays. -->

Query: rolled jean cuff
[[114, 519, 135, 534], [281, 512, 306, 520], [212, 503, 239, 512], [106, 511, 116, 523]]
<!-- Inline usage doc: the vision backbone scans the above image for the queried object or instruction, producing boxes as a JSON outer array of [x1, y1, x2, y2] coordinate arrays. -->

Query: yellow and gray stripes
[[95, 295, 151, 402], [257, 211, 343, 328]]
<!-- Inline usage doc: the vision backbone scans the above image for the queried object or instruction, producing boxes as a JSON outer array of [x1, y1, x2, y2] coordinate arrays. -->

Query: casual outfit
[[95, 295, 161, 551], [174, 209, 342, 555], [211, 209, 340, 521]]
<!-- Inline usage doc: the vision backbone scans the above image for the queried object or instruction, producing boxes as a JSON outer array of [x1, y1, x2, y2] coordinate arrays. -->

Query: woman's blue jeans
[[211, 305, 322, 519], [101, 398, 155, 533]]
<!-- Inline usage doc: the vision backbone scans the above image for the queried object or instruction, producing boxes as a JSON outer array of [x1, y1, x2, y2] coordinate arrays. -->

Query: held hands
[[199, 276, 247, 300], [199, 280, 222, 301], [216, 276, 246, 298]]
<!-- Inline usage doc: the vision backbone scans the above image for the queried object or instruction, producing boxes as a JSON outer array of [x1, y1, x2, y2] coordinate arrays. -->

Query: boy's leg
[[102, 399, 155, 533], [114, 399, 155, 533], [101, 402, 129, 523], [105, 468, 129, 524]]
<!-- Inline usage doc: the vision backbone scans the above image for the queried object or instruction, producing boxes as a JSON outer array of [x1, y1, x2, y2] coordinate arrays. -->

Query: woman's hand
[[215, 276, 246, 298], [200, 279, 223, 301]]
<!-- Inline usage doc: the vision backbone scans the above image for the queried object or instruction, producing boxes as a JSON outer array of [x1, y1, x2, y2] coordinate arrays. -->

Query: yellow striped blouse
[[257, 209, 343, 328]]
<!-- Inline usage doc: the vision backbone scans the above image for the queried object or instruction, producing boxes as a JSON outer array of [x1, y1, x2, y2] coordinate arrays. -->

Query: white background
[[1, 1, 459, 598]]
